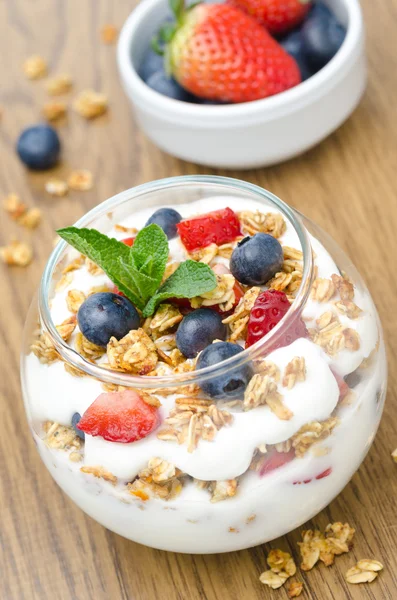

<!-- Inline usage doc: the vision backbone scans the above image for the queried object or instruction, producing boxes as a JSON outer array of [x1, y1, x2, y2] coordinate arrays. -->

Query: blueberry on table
[[146, 71, 196, 102], [145, 207, 182, 240], [280, 31, 313, 81], [71, 412, 85, 441], [230, 233, 284, 286], [139, 50, 165, 82], [301, 3, 346, 70], [77, 292, 140, 347], [196, 342, 253, 400], [16, 124, 61, 170], [176, 308, 227, 358]]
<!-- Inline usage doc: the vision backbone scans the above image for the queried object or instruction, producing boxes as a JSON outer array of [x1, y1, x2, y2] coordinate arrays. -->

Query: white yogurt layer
[[23, 194, 383, 544]]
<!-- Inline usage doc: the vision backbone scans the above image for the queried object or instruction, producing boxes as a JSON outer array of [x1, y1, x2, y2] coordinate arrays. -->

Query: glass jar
[[21, 176, 386, 553]]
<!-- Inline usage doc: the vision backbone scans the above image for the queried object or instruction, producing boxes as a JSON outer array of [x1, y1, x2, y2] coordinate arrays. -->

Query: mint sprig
[[57, 224, 217, 316], [143, 260, 216, 317]]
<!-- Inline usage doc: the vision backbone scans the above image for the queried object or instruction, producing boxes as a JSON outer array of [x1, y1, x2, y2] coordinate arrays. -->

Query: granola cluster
[[157, 397, 233, 453]]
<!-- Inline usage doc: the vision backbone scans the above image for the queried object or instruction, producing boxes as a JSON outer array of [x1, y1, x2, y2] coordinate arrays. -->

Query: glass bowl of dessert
[[21, 176, 386, 553]]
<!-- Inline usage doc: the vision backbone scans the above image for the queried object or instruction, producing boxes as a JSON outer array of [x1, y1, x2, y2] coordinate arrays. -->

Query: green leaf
[[151, 36, 164, 56], [130, 224, 168, 284], [169, 0, 185, 22], [143, 260, 216, 317], [56, 227, 145, 309], [159, 22, 177, 43], [118, 258, 159, 305]]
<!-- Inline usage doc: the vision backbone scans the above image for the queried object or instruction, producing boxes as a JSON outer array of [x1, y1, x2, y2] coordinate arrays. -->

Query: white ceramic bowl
[[117, 0, 366, 169]]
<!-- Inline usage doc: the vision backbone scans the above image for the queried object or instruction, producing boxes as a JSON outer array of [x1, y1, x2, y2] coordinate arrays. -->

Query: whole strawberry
[[164, 3, 301, 103], [227, 0, 312, 35]]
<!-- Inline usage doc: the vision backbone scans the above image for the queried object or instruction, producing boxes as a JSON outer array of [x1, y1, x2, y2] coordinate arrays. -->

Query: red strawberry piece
[[78, 390, 160, 443], [245, 289, 307, 350], [259, 448, 295, 476], [293, 467, 332, 485], [177, 207, 242, 252], [227, 0, 312, 35], [331, 369, 350, 403], [122, 236, 135, 247], [167, 4, 301, 104]]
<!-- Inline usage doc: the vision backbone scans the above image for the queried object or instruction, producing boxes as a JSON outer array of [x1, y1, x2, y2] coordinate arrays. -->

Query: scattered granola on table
[[23, 55, 47, 79], [45, 74, 72, 95], [100, 24, 118, 44], [42, 101, 67, 121], [67, 169, 93, 191], [0, 239, 33, 266], [45, 178, 69, 197], [73, 90, 108, 119], [345, 559, 383, 584]]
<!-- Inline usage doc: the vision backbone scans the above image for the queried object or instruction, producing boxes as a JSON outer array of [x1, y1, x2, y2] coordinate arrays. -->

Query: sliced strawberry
[[259, 448, 295, 477], [122, 236, 135, 247], [246, 289, 307, 350], [293, 467, 332, 485], [78, 390, 160, 443], [331, 369, 350, 403], [177, 207, 241, 252]]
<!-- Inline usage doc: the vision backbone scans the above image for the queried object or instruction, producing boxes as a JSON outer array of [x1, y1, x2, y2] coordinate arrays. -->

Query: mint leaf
[[143, 260, 216, 316], [130, 224, 168, 285], [56, 227, 145, 309], [118, 259, 159, 305]]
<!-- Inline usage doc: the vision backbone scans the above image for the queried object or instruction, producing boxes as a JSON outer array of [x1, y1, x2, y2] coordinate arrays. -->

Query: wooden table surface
[[1, 0, 397, 598]]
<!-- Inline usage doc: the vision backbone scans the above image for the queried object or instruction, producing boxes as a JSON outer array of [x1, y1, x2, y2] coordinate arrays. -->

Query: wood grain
[[1, 0, 396, 598]]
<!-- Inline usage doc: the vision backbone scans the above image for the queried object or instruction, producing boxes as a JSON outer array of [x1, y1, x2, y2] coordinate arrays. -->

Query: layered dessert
[[22, 193, 385, 553]]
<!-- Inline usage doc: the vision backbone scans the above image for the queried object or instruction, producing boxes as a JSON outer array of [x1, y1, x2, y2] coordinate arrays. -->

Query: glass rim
[[39, 175, 314, 389]]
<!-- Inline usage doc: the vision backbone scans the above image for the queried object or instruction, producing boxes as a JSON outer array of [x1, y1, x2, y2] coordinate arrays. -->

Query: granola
[[3, 194, 27, 219], [73, 90, 108, 119], [66, 289, 86, 313], [100, 24, 118, 44], [23, 55, 47, 79], [191, 273, 235, 312], [43, 421, 82, 451], [128, 458, 183, 501], [260, 549, 296, 590], [45, 178, 69, 197], [238, 210, 286, 238], [299, 522, 355, 570], [75, 332, 105, 360], [392, 448, 397, 463], [18, 208, 42, 229], [244, 374, 293, 420], [45, 74, 72, 95], [42, 101, 67, 121], [107, 329, 158, 375], [0, 240, 33, 266], [287, 582, 303, 598], [80, 465, 117, 485], [292, 418, 339, 457], [157, 397, 233, 452], [345, 560, 383, 584], [282, 357, 306, 389], [149, 304, 183, 336], [222, 286, 260, 342], [68, 170, 93, 191]]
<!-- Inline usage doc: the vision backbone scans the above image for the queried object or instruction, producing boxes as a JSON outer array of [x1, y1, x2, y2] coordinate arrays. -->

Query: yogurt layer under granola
[[23, 196, 384, 552]]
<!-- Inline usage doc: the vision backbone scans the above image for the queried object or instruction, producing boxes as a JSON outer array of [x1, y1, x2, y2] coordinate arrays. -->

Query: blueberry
[[176, 309, 227, 358], [230, 233, 283, 286], [301, 3, 346, 70], [71, 412, 85, 441], [145, 207, 182, 239], [280, 30, 313, 81], [16, 124, 61, 170], [77, 292, 140, 347], [139, 50, 164, 82], [196, 342, 253, 400], [146, 71, 196, 102]]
